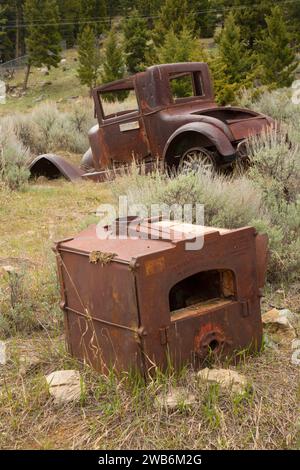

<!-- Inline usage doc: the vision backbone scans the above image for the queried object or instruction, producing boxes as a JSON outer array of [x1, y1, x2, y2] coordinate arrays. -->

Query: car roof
[[93, 62, 208, 93]]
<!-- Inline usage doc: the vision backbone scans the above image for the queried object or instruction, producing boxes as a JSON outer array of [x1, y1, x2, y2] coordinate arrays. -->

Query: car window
[[169, 72, 204, 100], [100, 89, 139, 119]]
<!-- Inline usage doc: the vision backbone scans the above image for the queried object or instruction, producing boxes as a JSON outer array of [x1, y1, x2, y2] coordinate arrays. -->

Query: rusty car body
[[54, 217, 268, 375], [30, 62, 274, 181]]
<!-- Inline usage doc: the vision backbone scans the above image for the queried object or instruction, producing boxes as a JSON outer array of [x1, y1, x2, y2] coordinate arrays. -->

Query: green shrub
[[0, 125, 30, 190]]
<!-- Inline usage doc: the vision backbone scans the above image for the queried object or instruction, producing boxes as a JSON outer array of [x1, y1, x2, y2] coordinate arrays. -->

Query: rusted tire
[[178, 147, 216, 175]]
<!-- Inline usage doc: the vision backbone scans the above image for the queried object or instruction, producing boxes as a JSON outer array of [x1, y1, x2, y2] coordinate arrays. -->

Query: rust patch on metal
[[89, 251, 117, 265], [144, 256, 166, 276], [54, 219, 267, 376]]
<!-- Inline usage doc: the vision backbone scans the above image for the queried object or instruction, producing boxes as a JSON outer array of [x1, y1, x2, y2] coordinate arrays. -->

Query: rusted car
[[30, 62, 274, 180], [54, 217, 268, 375]]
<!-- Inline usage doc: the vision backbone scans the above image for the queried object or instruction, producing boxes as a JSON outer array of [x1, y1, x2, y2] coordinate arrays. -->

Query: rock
[[60, 58, 67, 64], [155, 386, 196, 410], [291, 349, 300, 366], [262, 308, 297, 342], [0, 341, 6, 365], [263, 333, 279, 351], [45, 370, 82, 404], [1, 265, 19, 275], [19, 350, 42, 375], [292, 339, 300, 350], [197, 368, 249, 394], [291, 339, 300, 366]]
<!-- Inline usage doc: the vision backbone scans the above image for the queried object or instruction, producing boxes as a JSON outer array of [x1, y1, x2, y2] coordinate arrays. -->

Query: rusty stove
[[54, 218, 268, 376]]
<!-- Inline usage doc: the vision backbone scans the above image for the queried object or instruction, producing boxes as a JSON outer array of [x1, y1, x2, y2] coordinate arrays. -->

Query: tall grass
[[111, 126, 300, 283]]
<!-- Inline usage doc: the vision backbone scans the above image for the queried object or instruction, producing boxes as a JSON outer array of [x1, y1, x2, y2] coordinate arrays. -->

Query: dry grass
[[0, 330, 299, 450], [0, 178, 299, 450]]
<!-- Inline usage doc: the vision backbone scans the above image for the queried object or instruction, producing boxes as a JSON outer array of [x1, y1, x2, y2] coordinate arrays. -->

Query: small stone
[[0, 341, 6, 365], [60, 59, 67, 65], [1, 265, 19, 274], [19, 351, 41, 375], [292, 339, 300, 350], [45, 370, 82, 404], [197, 368, 249, 394], [155, 386, 196, 410], [291, 349, 300, 366], [262, 308, 296, 329]]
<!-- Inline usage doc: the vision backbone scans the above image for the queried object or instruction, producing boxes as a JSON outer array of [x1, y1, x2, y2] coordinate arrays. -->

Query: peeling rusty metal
[[29, 154, 84, 182], [54, 219, 268, 376], [83, 62, 274, 175], [28, 63, 274, 181]]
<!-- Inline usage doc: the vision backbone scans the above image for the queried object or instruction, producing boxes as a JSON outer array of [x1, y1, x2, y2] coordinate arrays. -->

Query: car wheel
[[178, 147, 216, 175]]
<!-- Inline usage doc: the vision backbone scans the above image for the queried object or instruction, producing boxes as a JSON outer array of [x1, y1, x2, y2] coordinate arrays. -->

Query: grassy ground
[[0, 49, 88, 116], [0, 178, 299, 450], [0, 72, 299, 449]]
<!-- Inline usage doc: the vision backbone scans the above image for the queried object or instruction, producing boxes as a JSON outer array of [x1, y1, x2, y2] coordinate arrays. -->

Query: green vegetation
[[77, 26, 101, 94], [122, 9, 149, 73], [23, 0, 62, 89], [100, 29, 127, 102], [258, 6, 298, 88]]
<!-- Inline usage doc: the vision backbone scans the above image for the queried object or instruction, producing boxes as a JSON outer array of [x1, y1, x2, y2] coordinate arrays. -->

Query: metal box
[[54, 218, 268, 376]]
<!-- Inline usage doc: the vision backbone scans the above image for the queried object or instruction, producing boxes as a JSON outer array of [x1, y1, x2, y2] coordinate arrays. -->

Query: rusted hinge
[[159, 327, 169, 345], [241, 300, 251, 317]]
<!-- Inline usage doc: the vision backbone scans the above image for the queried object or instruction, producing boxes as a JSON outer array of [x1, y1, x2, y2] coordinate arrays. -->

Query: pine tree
[[190, 0, 218, 38], [0, 2, 14, 63], [211, 12, 255, 104], [0, 4, 8, 63], [136, 0, 162, 17], [153, 0, 196, 46], [79, 0, 107, 36], [57, 0, 81, 47], [23, 0, 62, 89], [157, 27, 208, 97], [123, 9, 149, 73], [101, 28, 126, 102], [257, 6, 298, 88], [77, 25, 101, 94], [218, 0, 272, 49]]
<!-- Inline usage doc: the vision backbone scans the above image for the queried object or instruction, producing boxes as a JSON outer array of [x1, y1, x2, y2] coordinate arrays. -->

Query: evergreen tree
[[218, 0, 272, 49], [211, 12, 255, 104], [136, 0, 161, 17], [77, 25, 101, 94], [0, 4, 8, 63], [57, 0, 81, 47], [190, 0, 218, 38], [23, 0, 62, 89], [123, 9, 149, 73], [285, 2, 300, 43], [101, 28, 126, 102], [0, 2, 15, 62], [80, 0, 107, 36], [153, 0, 196, 46], [156, 27, 208, 97], [257, 6, 298, 88]]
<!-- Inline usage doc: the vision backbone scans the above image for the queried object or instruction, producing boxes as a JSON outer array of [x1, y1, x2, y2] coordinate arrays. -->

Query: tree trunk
[[23, 63, 31, 90]]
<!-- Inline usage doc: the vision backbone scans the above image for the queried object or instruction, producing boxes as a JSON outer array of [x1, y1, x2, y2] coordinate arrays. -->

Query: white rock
[[262, 308, 296, 329], [198, 368, 249, 394], [291, 349, 300, 366], [292, 339, 300, 350], [0, 341, 6, 365], [156, 386, 196, 410], [60, 58, 67, 64], [45, 370, 82, 404]]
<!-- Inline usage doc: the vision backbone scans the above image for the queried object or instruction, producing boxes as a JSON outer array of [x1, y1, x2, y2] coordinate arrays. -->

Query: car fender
[[29, 154, 84, 182], [162, 122, 236, 160]]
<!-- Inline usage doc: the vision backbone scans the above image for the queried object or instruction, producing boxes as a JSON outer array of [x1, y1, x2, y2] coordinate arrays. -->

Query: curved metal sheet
[[29, 154, 84, 182], [163, 122, 235, 159]]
